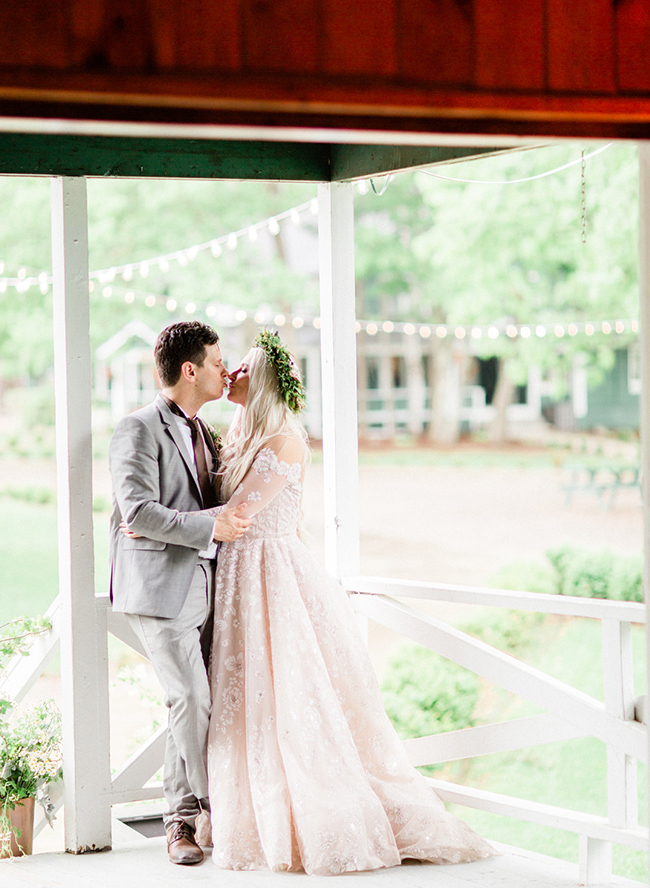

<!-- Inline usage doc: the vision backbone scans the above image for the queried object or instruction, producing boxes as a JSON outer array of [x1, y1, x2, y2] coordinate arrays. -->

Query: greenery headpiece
[[254, 329, 306, 414]]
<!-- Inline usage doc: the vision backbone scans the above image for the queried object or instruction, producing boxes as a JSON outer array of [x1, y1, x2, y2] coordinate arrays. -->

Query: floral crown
[[253, 329, 306, 414]]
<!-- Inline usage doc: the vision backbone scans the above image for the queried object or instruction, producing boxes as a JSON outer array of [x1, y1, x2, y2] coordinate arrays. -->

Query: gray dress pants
[[127, 560, 214, 829]]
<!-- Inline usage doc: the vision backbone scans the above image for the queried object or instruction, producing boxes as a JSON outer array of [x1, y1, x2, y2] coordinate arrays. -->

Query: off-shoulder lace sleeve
[[222, 438, 305, 519]]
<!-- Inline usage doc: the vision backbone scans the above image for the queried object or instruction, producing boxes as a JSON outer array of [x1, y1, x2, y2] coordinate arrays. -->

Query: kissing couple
[[109, 320, 496, 875]]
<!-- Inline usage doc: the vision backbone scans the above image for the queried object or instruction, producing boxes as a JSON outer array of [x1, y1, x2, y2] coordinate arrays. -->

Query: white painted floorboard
[[0, 826, 644, 888]]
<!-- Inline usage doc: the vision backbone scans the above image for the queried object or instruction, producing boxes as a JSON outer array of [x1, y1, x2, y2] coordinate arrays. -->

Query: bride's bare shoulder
[[264, 433, 308, 464]]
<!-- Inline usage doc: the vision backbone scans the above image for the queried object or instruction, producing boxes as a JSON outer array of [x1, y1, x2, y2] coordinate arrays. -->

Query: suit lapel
[[155, 395, 202, 501]]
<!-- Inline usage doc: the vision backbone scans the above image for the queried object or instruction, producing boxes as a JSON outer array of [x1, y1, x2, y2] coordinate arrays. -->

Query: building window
[[391, 355, 407, 388], [366, 356, 379, 390]]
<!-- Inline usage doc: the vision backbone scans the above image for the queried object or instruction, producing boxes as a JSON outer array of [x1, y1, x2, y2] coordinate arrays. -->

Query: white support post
[[51, 177, 112, 852], [579, 835, 613, 886], [639, 143, 650, 882], [317, 183, 360, 581], [602, 619, 637, 829]]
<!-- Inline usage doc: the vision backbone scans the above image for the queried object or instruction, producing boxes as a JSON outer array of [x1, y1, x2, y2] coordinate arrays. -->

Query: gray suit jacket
[[108, 394, 218, 618]]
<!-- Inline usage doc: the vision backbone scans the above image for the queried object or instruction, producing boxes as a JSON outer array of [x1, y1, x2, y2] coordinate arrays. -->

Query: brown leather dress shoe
[[166, 821, 204, 865]]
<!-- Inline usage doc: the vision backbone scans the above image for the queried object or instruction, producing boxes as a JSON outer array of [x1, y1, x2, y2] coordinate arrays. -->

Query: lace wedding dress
[[206, 436, 495, 875]]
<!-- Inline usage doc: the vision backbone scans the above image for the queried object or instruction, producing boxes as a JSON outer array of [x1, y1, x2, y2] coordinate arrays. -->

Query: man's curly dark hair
[[154, 321, 220, 388]]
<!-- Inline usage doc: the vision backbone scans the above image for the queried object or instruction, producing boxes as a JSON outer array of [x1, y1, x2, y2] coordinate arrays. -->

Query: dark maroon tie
[[162, 396, 216, 508]]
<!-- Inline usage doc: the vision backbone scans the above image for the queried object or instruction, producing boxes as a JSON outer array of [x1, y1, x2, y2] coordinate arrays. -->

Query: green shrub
[[546, 545, 642, 602], [489, 559, 557, 597], [381, 643, 480, 751]]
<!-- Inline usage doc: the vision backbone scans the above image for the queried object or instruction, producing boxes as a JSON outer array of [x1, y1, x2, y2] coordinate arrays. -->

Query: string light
[[293, 317, 304, 328], [382, 321, 394, 333], [366, 323, 378, 335], [166, 298, 177, 312]]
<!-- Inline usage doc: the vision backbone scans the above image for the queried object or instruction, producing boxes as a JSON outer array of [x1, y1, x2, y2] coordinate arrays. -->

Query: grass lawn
[[0, 497, 110, 621], [453, 616, 647, 880]]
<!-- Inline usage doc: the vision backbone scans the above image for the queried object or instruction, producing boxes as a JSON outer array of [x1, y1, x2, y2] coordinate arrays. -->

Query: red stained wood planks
[[150, 0, 241, 71], [616, 0, 650, 92], [547, 0, 616, 93], [474, 0, 545, 90], [321, 0, 397, 76], [396, 0, 474, 85], [0, 1, 68, 68], [241, 0, 320, 73]]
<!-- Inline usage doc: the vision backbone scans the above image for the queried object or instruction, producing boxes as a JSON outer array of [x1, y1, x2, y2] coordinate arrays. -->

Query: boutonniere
[[205, 423, 223, 453]]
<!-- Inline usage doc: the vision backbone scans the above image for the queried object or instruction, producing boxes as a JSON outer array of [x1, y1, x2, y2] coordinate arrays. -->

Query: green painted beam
[[0, 133, 331, 181], [329, 144, 521, 181], [0, 133, 523, 181]]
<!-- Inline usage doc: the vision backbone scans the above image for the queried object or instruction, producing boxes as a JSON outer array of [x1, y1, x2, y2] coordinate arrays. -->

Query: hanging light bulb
[[125, 291, 135, 303], [188, 245, 199, 261], [366, 323, 378, 335], [166, 298, 177, 312], [18, 267, 27, 280], [313, 317, 321, 329], [602, 322, 612, 334], [536, 325, 547, 337], [506, 325, 518, 338], [455, 327, 467, 339], [585, 323, 595, 335], [206, 305, 217, 317], [274, 314, 286, 326], [419, 326, 431, 338], [103, 286, 112, 298], [123, 265, 133, 281], [140, 262, 149, 279], [211, 241, 222, 257], [471, 327, 482, 339], [176, 252, 188, 267], [145, 295, 156, 307], [568, 324, 578, 336], [185, 302, 196, 314], [434, 326, 446, 338], [615, 320, 625, 333], [268, 218, 280, 236], [235, 309, 247, 321], [227, 233, 238, 250], [355, 321, 361, 333], [382, 321, 394, 333], [520, 326, 531, 339], [293, 317, 304, 328], [403, 323, 415, 335], [488, 326, 499, 339], [88, 281, 95, 293], [632, 320, 639, 332], [254, 311, 265, 324], [555, 325, 565, 337], [248, 226, 258, 242], [290, 208, 301, 225]]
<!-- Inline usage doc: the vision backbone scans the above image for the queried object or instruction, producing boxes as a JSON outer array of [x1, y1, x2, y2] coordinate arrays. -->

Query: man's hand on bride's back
[[213, 503, 252, 542]]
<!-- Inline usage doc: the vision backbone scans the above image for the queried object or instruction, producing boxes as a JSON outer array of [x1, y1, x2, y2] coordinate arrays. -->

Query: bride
[[205, 331, 495, 875]]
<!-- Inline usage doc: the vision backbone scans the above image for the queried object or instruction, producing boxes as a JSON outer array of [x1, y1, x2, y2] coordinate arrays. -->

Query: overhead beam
[[0, 133, 331, 181], [329, 144, 522, 181], [0, 132, 526, 182]]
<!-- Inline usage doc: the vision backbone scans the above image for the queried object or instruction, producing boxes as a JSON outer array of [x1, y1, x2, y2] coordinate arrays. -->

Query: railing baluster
[[603, 619, 638, 831]]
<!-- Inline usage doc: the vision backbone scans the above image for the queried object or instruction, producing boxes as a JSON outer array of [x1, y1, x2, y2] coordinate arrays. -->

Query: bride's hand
[[120, 520, 142, 539]]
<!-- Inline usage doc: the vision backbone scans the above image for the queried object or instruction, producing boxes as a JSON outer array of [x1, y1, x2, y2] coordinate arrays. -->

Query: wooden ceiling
[[1, 1, 649, 140]]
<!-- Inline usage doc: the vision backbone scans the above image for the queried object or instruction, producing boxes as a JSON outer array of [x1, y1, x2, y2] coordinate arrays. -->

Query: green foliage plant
[[546, 545, 643, 602], [0, 616, 61, 857]]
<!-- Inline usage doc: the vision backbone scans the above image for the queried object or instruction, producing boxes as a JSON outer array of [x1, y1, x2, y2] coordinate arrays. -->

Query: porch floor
[[0, 824, 644, 888]]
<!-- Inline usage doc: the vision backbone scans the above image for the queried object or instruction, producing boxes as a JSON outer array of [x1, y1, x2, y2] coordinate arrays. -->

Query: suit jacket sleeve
[[110, 413, 215, 549]]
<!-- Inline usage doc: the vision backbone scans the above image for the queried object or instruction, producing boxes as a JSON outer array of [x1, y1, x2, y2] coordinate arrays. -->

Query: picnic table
[[562, 463, 641, 510]]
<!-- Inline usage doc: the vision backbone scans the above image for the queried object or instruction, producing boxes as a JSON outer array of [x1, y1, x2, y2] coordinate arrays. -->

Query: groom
[[109, 321, 252, 865]]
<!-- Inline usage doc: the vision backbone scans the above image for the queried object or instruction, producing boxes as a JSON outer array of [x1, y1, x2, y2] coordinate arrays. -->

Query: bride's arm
[[219, 436, 306, 520]]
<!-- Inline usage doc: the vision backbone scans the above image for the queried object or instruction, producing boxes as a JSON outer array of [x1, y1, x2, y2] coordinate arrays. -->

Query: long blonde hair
[[219, 347, 309, 501]]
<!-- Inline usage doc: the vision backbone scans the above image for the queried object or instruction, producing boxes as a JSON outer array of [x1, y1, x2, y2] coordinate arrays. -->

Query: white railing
[[1, 579, 646, 885], [344, 576, 648, 886]]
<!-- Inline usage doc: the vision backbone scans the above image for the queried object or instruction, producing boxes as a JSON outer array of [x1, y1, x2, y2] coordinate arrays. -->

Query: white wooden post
[[317, 183, 360, 580], [640, 144, 650, 884], [602, 619, 637, 831], [52, 177, 112, 852]]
